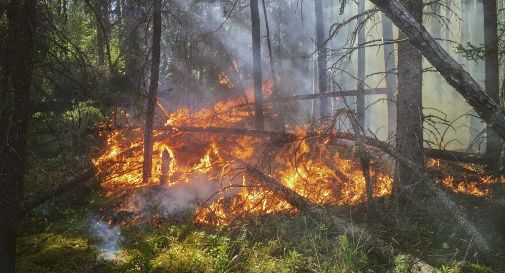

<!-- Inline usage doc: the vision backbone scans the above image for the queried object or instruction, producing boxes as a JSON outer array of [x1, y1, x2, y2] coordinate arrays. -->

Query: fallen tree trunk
[[323, 132, 492, 255], [18, 168, 96, 217], [425, 149, 490, 164], [162, 126, 489, 164], [369, 0, 505, 140], [268, 88, 390, 102], [242, 162, 393, 263]]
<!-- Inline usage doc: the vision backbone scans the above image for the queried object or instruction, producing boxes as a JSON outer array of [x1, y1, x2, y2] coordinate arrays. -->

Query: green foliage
[[17, 233, 96, 273]]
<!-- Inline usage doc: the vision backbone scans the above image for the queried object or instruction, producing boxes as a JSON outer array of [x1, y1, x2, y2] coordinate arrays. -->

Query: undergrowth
[[16, 200, 501, 273]]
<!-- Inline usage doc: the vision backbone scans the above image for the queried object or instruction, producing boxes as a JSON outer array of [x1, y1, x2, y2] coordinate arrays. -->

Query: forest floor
[[15, 187, 503, 273]]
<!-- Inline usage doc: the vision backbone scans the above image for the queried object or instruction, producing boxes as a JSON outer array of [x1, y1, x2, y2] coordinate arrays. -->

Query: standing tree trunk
[[382, 15, 398, 139], [0, 1, 37, 272], [142, 0, 162, 182], [369, 0, 505, 142], [483, 0, 502, 170], [357, 0, 366, 128], [395, 0, 425, 197], [250, 0, 264, 130], [315, 0, 330, 117], [261, 0, 285, 131], [123, 1, 143, 95]]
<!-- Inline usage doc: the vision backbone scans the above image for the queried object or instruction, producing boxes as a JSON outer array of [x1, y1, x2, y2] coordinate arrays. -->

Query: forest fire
[[93, 89, 396, 226], [94, 90, 502, 227]]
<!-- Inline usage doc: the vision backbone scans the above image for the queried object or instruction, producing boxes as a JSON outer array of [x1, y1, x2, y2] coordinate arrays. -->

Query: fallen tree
[[242, 162, 394, 263], [18, 168, 96, 217], [268, 88, 391, 102], [368, 0, 505, 140], [424, 148, 490, 165]]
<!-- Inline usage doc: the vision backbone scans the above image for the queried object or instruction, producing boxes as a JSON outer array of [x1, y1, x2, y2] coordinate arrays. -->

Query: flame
[[94, 89, 501, 227], [218, 72, 234, 89], [428, 159, 503, 197]]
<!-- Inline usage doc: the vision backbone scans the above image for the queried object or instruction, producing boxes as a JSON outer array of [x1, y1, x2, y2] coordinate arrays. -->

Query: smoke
[[89, 218, 123, 261], [128, 174, 235, 217], [158, 0, 498, 150]]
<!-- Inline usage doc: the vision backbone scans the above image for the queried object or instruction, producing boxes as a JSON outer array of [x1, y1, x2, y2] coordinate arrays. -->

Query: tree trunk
[[315, 0, 330, 117], [261, 0, 285, 131], [142, 0, 162, 182], [394, 0, 425, 197], [381, 15, 397, 139], [357, 0, 366, 128], [483, 0, 502, 170], [250, 0, 264, 130], [0, 1, 37, 272], [123, 1, 143, 94], [369, 0, 505, 141]]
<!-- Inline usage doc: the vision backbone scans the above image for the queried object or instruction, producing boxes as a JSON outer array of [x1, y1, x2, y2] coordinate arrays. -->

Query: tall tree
[[357, 0, 366, 128], [382, 15, 398, 139], [250, 0, 264, 130], [0, 1, 37, 272], [261, 0, 285, 131], [483, 0, 502, 170], [369, 0, 505, 141], [395, 0, 425, 197], [123, 0, 143, 94], [142, 0, 162, 182], [314, 0, 330, 117]]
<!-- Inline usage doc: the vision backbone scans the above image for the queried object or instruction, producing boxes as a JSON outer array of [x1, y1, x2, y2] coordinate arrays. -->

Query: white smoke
[[128, 174, 236, 217], [89, 218, 123, 262]]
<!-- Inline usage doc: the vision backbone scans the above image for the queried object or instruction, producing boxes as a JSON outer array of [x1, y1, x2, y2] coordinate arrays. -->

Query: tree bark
[[369, 0, 505, 141], [250, 0, 264, 130], [394, 0, 425, 197], [0, 1, 37, 272], [357, 0, 366, 128], [381, 15, 398, 139], [483, 0, 502, 170], [142, 0, 162, 182], [315, 0, 330, 117], [261, 0, 285, 131], [123, 0, 143, 94]]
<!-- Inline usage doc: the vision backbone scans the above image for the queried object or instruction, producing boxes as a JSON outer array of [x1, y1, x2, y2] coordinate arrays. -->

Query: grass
[[16, 198, 501, 273]]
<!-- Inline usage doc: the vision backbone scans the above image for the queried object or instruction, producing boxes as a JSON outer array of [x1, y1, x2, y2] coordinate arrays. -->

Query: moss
[[17, 233, 96, 273], [150, 244, 216, 273]]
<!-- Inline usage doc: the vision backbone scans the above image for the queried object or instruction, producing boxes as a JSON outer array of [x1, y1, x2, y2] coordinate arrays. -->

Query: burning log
[[243, 164, 312, 210], [241, 162, 394, 263], [160, 148, 172, 185]]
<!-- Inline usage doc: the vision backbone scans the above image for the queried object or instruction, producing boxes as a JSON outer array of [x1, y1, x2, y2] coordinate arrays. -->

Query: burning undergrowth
[[92, 89, 503, 227]]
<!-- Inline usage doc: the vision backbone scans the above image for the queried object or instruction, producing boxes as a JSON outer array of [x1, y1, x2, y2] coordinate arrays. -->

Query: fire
[[94, 87, 500, 227], [428, 159, 503, 197], [218, 72, 234, 89]]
